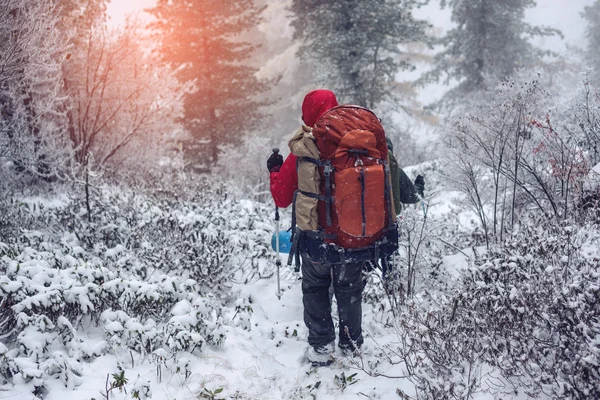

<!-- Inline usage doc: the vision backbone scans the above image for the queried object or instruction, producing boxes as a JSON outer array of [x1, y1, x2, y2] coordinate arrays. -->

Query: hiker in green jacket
[[387, 137, 424, 213]]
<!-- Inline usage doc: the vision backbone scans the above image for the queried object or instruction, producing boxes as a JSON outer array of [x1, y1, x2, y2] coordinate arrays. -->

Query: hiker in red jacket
[[267, 90, 354, 367], [267, 90, 339, 208], [267, 90, 421, 367]]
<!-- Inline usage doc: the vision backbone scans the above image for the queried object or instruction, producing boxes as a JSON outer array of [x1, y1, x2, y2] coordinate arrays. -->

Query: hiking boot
[[307, 342, 335, 367], [339, 342, 370, 358]]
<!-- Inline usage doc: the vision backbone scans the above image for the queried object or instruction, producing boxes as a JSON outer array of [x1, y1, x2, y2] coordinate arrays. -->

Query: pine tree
[[423, 0, 560, 110], [290, 0, 430, 110], [148, 0, 267, 171], [583, 0, 600, 85]]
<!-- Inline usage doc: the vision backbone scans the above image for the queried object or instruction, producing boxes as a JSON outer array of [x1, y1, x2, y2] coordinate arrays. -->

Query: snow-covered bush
[[131, 377, 153, 399], [0, 0, 72, 179], [395, 216, 600, 399], [373, 76, 600, 400], [444, 78, 599, 245], [0, 180, 275, 393], [165, 297, 226, 352], [213, 133, 273, 203]]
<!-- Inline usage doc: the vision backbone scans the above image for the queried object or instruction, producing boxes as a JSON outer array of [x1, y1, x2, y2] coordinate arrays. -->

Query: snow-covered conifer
[[148, 0, 268, 170], [583, 0, 600, 85], [290, 0, 430, 111], [423, 0, 561, 111]]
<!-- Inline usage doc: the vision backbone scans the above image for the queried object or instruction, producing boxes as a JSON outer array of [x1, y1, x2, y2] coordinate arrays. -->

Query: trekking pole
[[420, 198, 427, 216], [272, 148, 283, 299], [275, 205, 282, 299]]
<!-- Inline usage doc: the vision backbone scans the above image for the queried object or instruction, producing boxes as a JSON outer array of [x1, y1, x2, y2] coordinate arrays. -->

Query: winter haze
[[1, 1, 600, 400]]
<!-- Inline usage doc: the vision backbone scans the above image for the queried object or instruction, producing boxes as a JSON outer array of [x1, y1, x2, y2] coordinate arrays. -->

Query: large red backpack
[[290, 105, 398, 265]]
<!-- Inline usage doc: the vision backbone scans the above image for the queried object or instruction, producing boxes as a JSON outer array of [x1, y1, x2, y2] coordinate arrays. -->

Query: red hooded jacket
[[270, 90, 338, 208]]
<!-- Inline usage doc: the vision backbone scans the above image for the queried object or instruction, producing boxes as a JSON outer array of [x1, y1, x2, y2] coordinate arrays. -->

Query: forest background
[[1, 1, 600, 399]]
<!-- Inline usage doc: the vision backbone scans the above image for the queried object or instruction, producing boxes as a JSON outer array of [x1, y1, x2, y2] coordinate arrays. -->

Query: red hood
[[301, 89, 338, 127]]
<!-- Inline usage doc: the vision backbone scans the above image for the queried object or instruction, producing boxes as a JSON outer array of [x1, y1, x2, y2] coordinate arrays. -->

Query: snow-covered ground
[[3, 2, 599, 399], [4, 149, 600, 399], [0, 274, 442, 400], [0, 254, 482, 400], [0, 167, 484, 400], [0, 254, 420, 400]]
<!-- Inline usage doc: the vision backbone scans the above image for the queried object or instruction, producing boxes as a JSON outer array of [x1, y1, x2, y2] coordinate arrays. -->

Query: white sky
[[526, 0, 596, 54]]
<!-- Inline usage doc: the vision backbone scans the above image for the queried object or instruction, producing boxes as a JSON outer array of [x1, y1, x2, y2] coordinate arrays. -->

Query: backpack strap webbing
[[298, 191, 329, 202], [289, 190, 300, 269], [359, 167, 367, 237], [323, 160, 334, 227], [296, 156, 334, 227], [383, 160, 394, 226], [298, 156, 322, 167], [303, 230, 337, 240]]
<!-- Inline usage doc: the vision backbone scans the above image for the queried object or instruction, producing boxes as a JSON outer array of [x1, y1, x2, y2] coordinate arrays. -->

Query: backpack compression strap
[[383, 160, 394, 227], [323, 160, 334, 227], [288, 188, 336, 269], [289, 190, 300, 269], [288, 156, 336, 269], [296, 156, 334, 226]]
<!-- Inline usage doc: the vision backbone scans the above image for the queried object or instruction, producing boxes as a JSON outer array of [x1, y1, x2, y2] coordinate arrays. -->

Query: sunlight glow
[[106, 0, 157, 27]]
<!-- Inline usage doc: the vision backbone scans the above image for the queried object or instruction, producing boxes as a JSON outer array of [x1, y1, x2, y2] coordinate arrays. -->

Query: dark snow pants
[[301, 256, 365, 350]]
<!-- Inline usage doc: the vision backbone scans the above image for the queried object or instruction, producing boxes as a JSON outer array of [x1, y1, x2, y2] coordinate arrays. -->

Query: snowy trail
[[23, 262, 413, 400]]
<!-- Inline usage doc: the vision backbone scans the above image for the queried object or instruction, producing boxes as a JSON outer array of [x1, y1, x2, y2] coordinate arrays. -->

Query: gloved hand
[[267, 150, 283, 173], [414, 175, 425, 198]]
